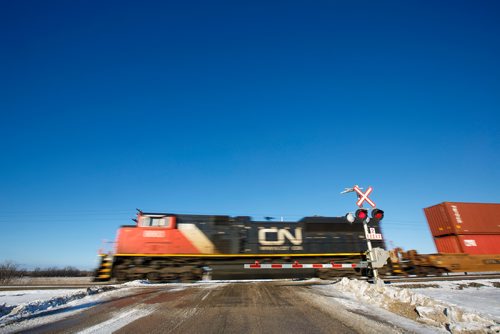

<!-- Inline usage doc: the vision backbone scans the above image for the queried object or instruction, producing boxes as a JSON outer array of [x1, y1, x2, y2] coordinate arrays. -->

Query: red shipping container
[[434, 235, 462, 253], [434, 234, 500, 255], [424, 202, 500, 237]]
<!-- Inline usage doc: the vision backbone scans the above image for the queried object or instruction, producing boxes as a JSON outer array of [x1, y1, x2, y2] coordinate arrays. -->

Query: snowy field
[[310, 278, 500, 333], [5, 277, 93, 285], [1, 278, 499, 333]]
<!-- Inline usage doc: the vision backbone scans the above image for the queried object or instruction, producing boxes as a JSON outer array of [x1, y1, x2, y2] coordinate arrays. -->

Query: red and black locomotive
[[94, 210, 385, 282]]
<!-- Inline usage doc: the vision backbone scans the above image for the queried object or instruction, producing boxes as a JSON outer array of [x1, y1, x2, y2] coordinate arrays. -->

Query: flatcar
[[385, 202, 500, 276], [94, 210, 385, 282], [387, 248, 500, 276]]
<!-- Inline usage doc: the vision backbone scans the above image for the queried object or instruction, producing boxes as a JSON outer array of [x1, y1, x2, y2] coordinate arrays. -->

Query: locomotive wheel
[[179, 271, 197, 282], [113, 265, 129, 282], [146, 271, 161, 283], [160, 273, 177, 282]]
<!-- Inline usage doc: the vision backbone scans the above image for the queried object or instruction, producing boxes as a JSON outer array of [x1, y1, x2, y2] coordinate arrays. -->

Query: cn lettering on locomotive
[[258, 227, 303, 247]]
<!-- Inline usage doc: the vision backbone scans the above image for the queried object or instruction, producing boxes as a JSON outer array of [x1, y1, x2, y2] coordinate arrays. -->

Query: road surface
[[10, 280, 411, 334]]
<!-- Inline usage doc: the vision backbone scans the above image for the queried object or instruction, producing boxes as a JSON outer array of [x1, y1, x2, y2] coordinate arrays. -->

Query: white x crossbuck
[[353, 185, 376, 208]]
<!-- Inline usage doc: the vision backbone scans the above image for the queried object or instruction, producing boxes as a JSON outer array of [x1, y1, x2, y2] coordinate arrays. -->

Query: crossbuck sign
[[353, 185, 376, 208]]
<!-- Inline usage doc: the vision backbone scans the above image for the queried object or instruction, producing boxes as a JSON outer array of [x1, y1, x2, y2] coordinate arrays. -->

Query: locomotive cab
[[115, 212, 201, 254]]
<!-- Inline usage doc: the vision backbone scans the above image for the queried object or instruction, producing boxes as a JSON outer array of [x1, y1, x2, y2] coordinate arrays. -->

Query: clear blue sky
[[1, 1, 499, 269]]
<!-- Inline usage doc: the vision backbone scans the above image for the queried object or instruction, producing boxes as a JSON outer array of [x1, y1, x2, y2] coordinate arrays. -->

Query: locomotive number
[[143, 230, 166, 238]]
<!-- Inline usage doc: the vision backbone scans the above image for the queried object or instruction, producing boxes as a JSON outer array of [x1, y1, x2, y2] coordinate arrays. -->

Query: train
[[387, 248, 500, 276], [389, 202, 500, 276], [94, 209, 385, 282], [93, 204, 500, 282]]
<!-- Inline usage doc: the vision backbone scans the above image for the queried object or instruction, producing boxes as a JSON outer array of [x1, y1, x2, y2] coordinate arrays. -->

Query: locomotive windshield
[[140, 215, 171, 227]]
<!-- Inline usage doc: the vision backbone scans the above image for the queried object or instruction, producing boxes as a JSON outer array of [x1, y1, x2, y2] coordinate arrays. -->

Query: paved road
[[12, 281, 411, 334]]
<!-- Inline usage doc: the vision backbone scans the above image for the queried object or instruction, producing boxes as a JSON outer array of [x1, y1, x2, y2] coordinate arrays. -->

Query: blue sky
[[1, 1, 499, 269]]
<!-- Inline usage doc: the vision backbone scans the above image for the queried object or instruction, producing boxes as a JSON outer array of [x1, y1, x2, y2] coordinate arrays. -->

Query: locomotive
[[94, 210, 385, 282]]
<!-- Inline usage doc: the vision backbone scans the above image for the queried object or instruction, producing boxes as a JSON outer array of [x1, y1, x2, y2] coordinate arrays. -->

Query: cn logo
[[258, 227, 303, 245]]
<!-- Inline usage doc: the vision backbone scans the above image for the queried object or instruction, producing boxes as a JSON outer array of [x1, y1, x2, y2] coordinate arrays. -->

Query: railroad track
[[2, 273, 499, 291], [380, 272, 500, 284]]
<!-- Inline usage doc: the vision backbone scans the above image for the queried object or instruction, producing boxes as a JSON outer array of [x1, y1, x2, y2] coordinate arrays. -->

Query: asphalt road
[[12, 281, 411, 334]]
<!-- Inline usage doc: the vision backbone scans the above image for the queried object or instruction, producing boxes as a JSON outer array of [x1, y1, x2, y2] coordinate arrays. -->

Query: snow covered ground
[[0, 285, 117, 332], [1, 278, 500, 333], [310, 278, 500, 334], [6, 277, 92, 285], [0, 281, 226, 333]]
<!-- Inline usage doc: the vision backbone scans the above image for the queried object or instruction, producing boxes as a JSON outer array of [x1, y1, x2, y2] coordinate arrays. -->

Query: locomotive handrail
[[98, 239, 116, 255]]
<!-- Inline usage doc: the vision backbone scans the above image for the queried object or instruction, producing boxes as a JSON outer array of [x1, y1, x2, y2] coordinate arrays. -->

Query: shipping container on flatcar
[[434, 234, 500, 255], [424, 202, 500, 237]]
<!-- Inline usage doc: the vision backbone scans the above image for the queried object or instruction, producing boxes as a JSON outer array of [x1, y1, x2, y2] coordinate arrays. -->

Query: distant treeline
[[27, 266, 92, 277], [0, 261, 92, 283]]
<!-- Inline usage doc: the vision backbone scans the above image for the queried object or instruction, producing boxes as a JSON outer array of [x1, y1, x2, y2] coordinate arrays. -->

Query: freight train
[[389, 202, 500, 276], [93, 202, 500, 282], [94, 210, 386, 282]]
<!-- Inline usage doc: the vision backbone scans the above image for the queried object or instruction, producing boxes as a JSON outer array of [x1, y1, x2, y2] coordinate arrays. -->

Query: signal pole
[[362, 216, 380, 283], [341, 185, 384, 284]]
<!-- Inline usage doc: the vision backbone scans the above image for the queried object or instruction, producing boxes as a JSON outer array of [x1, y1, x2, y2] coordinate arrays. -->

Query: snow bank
[[0, 286, 115, 327], [0, 279, 226, 329], [334, 278, 500, 334]]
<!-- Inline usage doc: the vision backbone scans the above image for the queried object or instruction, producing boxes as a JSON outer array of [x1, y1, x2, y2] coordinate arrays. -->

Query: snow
[[310, 278, 500, 334], [0, 286, 116, 331], [392, 280, 500, 321], [0, 280, 227, 333], [77, 307, 154, 334], [0, 289, 88, 306], [1, 278, 500, 333]]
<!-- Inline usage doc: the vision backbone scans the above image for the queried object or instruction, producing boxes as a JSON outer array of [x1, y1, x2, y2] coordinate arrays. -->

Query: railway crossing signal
[[353, 185, 376, 208], [341, 185, 387, 284]]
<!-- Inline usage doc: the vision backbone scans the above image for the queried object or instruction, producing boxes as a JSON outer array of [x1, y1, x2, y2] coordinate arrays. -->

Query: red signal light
[[371, 209, 384, 223], [355, 209, 368, 222]]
